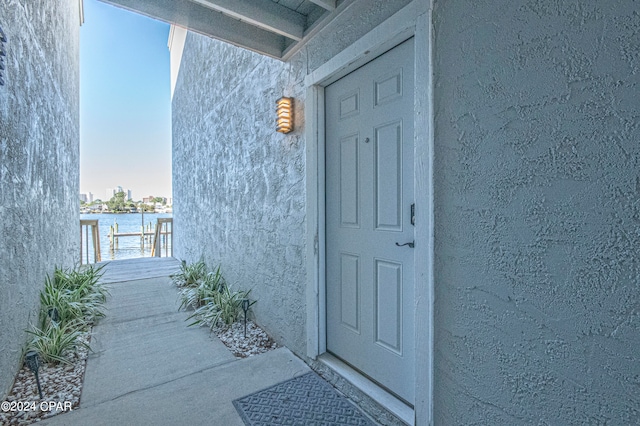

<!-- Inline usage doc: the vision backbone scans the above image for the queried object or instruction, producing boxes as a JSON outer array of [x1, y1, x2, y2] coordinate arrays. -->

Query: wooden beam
[[97, 0, 287, 59], [308, 0, 336, 11], [191, 0, 305, 41]]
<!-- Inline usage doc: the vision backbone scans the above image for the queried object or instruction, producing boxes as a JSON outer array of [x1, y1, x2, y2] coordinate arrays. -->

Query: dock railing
[[107, 218, 173, 258], [83, 217, 173, 261], [80, 219, 101, 264], [151, 218, 173, 258]]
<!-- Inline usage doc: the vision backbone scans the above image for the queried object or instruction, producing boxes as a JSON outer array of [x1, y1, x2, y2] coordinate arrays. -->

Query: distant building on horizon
[[79, 192, 94, 203], [106, 186, 132, 201]]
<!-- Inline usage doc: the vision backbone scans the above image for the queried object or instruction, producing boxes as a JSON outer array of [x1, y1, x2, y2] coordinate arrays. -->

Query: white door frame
[[304, 1, 434, 424]]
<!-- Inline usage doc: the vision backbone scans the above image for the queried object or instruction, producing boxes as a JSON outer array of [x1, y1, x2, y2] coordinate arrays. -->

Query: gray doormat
[[233, 372, 376, 425]]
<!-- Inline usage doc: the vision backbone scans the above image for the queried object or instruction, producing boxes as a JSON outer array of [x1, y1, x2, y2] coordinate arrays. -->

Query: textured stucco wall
[[0, 0, 80, 398], [172, 33, 309, 354], [432, 0, 640, 423], [303, 0, 411, 71], [172, 0, 409, 358]]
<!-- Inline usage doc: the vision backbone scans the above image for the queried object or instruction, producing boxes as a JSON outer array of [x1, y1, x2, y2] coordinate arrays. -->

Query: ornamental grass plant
[[187, 286, 255, 330], [173, 259, 256, 330], [27, 264, 107, 364], [176, 265, 226, 311], [26, 320, 90, 365], [171, 258, 208, 289]]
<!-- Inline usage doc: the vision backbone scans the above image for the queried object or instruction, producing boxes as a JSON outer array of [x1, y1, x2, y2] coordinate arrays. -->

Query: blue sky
[[80, 0, 172, 201]]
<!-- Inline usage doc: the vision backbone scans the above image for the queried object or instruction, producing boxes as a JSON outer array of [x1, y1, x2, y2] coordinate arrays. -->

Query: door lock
[[411, 203, 415, 226]]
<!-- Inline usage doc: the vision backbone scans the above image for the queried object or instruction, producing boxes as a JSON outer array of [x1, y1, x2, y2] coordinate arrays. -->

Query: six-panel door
[[325, 38, 415, 405]]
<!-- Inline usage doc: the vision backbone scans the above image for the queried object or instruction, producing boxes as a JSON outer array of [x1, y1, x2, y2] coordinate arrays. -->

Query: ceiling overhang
[[98, 0, 345, 60]]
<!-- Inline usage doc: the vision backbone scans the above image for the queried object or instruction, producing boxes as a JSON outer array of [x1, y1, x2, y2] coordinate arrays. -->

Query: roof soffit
[[98, 0, 345, 59]]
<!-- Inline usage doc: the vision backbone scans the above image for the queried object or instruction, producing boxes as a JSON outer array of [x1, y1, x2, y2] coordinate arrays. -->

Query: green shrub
[[175, 259, 256, 330], [188, 286, 255, 330], [171, 258, 208, 288], [26, 320, 89, 365], [38, 264, 107, 329], [38, 276, 84, 330], [178, 266, 226, 311], [28, 264, 107, 365]]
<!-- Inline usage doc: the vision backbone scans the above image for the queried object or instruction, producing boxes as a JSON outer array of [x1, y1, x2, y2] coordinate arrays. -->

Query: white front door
[[325, 38, 415, 405]]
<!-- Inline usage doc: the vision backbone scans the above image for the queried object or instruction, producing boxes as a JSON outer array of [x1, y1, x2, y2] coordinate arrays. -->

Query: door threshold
[[318, 353, 414, 426]]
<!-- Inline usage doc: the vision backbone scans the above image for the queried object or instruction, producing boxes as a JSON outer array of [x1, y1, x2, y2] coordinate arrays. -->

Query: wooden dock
[[96, 257, 181, 284]]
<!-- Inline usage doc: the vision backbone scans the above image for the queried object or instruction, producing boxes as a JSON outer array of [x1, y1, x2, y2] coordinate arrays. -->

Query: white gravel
[[1, 321, 277, 425], [0, 331, 90, 425], [213, 320, 278, 358]]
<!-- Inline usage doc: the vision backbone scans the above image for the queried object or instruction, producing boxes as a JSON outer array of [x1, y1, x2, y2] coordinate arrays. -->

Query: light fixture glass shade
[[276, 97, 294, 133]]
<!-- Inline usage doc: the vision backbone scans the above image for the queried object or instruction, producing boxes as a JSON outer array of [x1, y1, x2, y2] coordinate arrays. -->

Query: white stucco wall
[[432, 0, 640, 423], [173, 0, 639, 422], [172, 34, 309, 354], [172, 0, 412, 360], [0, 0, 80, 398]]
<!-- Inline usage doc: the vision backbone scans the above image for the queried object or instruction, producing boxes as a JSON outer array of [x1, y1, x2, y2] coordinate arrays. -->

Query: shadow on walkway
[[40, 258, 310, 425]]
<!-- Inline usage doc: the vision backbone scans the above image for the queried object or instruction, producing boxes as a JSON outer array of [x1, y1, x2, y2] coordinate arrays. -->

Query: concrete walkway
[[41, 258, 311, 425]]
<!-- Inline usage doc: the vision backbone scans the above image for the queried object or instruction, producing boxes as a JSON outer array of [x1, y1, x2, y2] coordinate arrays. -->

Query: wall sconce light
[[276, 97, 294, 134]]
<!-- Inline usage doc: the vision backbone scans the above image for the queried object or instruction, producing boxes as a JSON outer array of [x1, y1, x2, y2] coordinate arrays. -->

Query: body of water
[[80, 213, 173, 262]]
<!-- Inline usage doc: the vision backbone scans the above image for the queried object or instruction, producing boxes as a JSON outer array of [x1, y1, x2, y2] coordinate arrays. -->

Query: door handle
[[395, 241, 415, 248]]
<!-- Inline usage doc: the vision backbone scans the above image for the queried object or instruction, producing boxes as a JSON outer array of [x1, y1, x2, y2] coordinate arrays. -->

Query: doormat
[[232, 372, 376, 426]]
